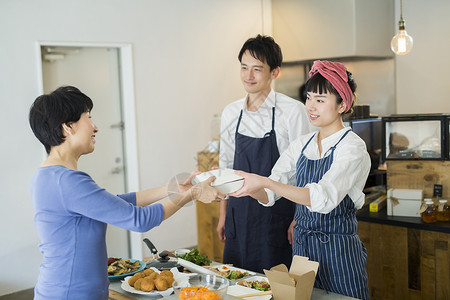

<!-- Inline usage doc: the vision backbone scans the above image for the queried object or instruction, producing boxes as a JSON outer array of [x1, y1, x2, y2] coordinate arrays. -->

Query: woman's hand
[[191, 176, 226, 203], [228, 171, 269, 198], [176, 171, 201, 193]]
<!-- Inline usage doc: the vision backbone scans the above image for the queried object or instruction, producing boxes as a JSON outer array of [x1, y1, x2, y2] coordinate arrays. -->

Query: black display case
[[382, 114, 448, 160], [349, 117, 386, 188]]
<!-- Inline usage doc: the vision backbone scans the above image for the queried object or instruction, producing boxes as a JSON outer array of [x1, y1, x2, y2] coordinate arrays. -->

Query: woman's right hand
[[228, 171, 269, 197], [191, 176, 225, 203]]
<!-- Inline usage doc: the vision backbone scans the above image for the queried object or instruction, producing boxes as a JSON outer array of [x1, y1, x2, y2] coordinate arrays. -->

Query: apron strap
[[237, 107, 277, 137], [334, 129, 352, 146], [237, 95, 276, 135], [321, 129, 352, 158], [301, 133, 317, 155], [271, 106, 275, 131], [235, 109, 244, 133]]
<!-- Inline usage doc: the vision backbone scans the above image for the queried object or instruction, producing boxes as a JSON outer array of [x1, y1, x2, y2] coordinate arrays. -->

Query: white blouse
[[262, 127, 371, 214], [219, 89, 311, 169]]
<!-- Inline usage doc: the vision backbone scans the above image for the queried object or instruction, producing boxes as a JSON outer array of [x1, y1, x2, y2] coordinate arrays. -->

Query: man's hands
[[216, 214, 226, 242], [288, 219, 295, 245]]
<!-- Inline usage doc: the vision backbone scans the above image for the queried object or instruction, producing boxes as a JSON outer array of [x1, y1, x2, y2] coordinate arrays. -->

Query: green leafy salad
[[177, 248, 211, 266]]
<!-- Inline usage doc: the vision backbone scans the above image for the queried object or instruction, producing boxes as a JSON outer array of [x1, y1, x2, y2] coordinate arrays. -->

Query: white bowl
[[175, 248, 191, 257], [192, 168, 244, 194], [214, 180, 244, 195]]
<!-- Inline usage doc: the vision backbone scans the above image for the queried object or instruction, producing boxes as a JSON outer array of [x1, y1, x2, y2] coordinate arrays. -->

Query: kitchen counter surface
[[356, 205, 450, 233], [108, 276, 358, 300]]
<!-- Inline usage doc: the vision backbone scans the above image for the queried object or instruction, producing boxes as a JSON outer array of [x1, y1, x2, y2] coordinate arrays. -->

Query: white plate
[[237, 276, 271, 290], [227, 285, 272, 300], [204, 264, 256, 280], [237, 275, 270, 284], [177, 258, 218, 276], [120, 267, 178, 297]]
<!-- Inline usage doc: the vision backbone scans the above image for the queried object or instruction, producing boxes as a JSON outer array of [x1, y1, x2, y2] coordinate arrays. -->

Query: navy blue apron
[[293, 130, 369, 300], [223, 106, 295, 273]]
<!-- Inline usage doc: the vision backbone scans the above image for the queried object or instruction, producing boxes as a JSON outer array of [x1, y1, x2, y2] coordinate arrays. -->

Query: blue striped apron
[[293, 130, 369, 300]]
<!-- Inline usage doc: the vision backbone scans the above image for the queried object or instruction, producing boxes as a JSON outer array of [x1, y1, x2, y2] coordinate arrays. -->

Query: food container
[[382, 114, 448, 160], [173, 274, 229, 299], [264, 255, 319, 300], [192, 168, 244, 194], [387, 189, 423, 217]]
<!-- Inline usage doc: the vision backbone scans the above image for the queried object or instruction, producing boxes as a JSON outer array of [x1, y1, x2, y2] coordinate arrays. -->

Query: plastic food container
[[173, 274, 229, 299]]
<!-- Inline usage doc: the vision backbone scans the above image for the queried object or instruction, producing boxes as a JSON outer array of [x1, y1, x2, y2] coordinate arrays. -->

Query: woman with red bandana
[[230, 60, 370, 300]]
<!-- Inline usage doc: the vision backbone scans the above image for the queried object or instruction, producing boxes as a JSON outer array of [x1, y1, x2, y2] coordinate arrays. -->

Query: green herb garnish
[[179, 248, 211, 266]]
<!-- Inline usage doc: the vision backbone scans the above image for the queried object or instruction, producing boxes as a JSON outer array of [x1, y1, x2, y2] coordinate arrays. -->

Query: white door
[[41, 46, 130, 258]]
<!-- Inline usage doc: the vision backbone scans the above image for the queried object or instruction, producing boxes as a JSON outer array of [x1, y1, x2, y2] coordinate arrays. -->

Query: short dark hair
[[298, 83, 307, 104], [29, 86, 93, 154], [238, 34, 282, 71], [305, 70, 357, 115]]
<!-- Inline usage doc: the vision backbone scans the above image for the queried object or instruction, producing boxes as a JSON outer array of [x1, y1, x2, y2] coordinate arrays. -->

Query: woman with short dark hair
[[29, 86, 223, 300]]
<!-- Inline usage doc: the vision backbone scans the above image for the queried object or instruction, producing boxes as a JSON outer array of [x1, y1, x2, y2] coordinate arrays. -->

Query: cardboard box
[[264, 256, 319, 300], [387, 188, 423, 217]]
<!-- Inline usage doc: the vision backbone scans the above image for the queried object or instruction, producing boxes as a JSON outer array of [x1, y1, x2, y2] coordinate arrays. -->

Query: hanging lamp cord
[[400, 0, 403, 19]]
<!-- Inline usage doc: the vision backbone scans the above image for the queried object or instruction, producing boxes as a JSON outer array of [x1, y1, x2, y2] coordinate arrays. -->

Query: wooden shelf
[[196, 151, 224, 262]]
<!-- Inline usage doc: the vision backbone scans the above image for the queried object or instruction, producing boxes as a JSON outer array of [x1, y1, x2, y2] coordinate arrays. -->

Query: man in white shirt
[[217, 34, 311, 273]]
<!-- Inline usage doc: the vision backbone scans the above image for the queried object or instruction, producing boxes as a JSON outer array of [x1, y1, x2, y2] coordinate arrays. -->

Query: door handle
[[111, 166, 123, 174], [110, 121, 124, 130]]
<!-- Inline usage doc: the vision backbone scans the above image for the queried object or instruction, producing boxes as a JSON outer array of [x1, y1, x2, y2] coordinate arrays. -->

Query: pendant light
[[391, 0, 413, 55]]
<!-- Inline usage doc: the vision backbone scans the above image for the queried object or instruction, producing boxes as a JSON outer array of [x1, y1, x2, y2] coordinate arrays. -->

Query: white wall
[[0, 0, 269, 295], [395, 0, 450, 113]]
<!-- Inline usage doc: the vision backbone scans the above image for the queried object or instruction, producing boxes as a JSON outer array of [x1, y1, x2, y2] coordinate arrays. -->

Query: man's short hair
[[238, 34, 282, 71]]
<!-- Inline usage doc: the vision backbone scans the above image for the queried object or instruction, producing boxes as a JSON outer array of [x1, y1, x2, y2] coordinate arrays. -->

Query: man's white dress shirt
[[219, 89, 311, 169]]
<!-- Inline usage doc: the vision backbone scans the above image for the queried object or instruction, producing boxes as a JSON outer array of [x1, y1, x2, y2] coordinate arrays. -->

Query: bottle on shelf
[[421, 199, 437, 224], [208, 114, 221, 153], [436, 199, 450, 222]]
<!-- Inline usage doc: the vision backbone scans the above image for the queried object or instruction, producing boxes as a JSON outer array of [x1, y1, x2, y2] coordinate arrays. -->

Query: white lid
[[439, 199, 447, 203], [391, 189, 423, 200], [425, 201, 434, 205], [424, 198, 432, 201]]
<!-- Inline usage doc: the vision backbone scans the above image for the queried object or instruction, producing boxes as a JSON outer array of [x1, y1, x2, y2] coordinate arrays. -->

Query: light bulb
[[391, 19, 413, 55]]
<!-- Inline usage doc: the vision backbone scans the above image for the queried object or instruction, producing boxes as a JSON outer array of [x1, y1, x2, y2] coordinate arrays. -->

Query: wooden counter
[[195, 157, 450, 298], [357, 207, 449, 300], [357, 160, 450, 299]]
